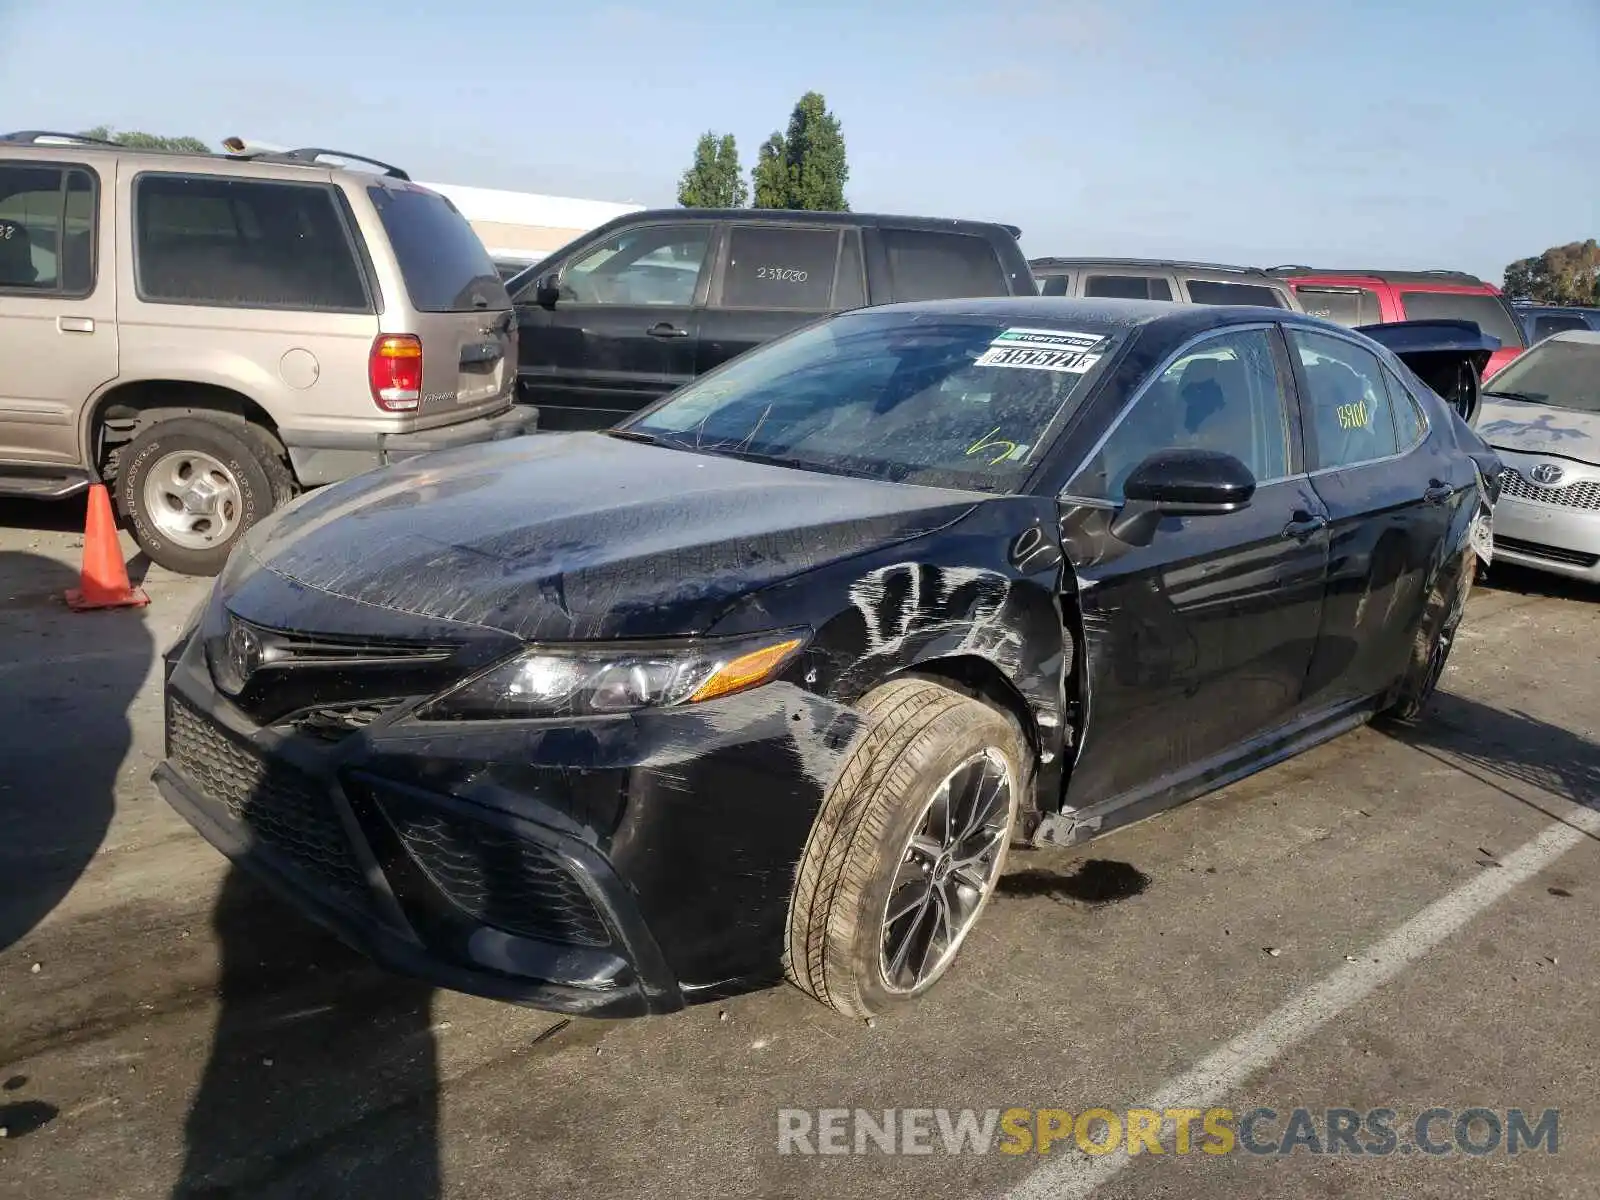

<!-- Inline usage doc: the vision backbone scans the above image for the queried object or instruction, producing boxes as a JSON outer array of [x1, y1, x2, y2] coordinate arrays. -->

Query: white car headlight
[[416, 631, 809, 720]]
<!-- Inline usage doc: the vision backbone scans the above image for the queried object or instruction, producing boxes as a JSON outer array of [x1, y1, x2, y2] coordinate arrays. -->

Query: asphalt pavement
[[1, 494, 1596, 1200]]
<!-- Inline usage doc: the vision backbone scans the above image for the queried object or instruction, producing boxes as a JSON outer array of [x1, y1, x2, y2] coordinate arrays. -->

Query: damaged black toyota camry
[[157, 298, 1503, 1019]]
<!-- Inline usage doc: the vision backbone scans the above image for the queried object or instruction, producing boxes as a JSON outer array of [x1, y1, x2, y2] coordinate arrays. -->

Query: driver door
[[514, 222, 715, 429], [1057, 324, 1331, 815]]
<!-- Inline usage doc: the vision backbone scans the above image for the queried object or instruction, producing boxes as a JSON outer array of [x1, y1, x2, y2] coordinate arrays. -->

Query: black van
[[506, 209, 1035, 429]]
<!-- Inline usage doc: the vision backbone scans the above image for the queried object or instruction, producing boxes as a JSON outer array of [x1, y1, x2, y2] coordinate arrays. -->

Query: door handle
[[646, 322, 689, 339], [57, 316, 94, 334], [1282, 513, 1328, 540], [1423, 483, 1455, 505]]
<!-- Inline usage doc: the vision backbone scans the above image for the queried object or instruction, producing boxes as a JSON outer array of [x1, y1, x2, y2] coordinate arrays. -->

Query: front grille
[[377, 800, 612, 948], [167, 697, 372, 911], [1493, 535, 1600, 569], [288, 702, 402, 742], [1497, 468, 1600, 511]]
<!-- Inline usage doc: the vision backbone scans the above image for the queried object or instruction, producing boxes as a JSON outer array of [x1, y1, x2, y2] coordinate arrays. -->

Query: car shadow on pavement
[[0, 551, 148, 955], [1383, 689, 1600, 823], [172, 869, 441, 1199], [1477, 560, 1599, 603]]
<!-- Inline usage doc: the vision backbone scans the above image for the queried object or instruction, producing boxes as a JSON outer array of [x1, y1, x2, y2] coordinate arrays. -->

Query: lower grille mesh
[[167, 697, 371, 912]]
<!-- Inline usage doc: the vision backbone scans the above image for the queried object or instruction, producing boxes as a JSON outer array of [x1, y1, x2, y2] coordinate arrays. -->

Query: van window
[[1185, 280, 1286, 307], [1399, 290, 1525, 348], [1293, 286, 1382, 327], [0, 163, 96, 295], [368, 185, 506, 313], [1084, 274, 1172, 301], [557, 224, 711, 307], [721, 225, 840, 310], [1532, 313, 1590, 342], [136, 175, 370, 311], [880, 229, 1007, 301]]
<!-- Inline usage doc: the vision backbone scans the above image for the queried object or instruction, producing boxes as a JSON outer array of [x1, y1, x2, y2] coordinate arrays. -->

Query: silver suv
[[0, 131, 537, 574]]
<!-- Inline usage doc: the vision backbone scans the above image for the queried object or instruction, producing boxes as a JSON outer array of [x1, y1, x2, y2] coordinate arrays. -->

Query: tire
[[784, 678, 1028, 1018], [118, 416, 293, 576], [1379, 545, 1476, 725]]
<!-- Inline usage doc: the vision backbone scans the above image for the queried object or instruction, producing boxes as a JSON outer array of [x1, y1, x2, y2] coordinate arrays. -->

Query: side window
[[1084, 274, 1173, 301], [0, 163, 97, 295], [135, 175, 369, 311], [879, 228, 1007, 301], [1533, 314, 1588, 341], [560, 224, 710, 307], [720, 225, 840, 310], [1291, 329, 1400, 470], [1068, 327, 1293, 501], [1036, 274, 1070, 297], [1292, 286, 1382, 327], [1184, 280, 1287, 308], [1381, 365, 1426, 451]]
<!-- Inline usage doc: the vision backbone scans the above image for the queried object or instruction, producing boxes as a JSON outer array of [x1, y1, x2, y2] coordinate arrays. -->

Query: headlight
[[416, 630, 809, 720]]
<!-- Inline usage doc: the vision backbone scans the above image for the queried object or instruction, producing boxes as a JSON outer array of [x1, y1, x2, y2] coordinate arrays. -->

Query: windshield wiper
[[604, 428, 674, 446], [1483, 389, 1542, 403]]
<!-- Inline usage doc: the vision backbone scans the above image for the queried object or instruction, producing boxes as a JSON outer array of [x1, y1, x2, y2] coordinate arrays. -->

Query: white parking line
[[1004, 805, 1600, 1200]]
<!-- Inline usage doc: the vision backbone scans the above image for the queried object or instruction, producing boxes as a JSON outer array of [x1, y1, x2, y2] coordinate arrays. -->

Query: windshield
[[1485, 338, 1600, 414], [624, 310, 1120, 491]]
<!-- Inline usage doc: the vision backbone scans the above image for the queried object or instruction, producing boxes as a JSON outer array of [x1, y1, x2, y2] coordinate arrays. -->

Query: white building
[[418, 181, 642, 269]]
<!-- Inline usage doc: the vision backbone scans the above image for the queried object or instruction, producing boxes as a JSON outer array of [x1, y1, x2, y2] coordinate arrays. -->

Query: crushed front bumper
[[154, 610, 857, 1016]]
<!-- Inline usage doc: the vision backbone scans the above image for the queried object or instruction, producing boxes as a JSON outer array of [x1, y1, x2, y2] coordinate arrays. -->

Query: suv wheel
[[784, 678, 1026, 1018], [118, 416, 293, 576]]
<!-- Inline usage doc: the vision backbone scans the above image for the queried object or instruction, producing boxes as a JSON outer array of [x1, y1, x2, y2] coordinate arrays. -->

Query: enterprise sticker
[[975, 328, 1108, 374]]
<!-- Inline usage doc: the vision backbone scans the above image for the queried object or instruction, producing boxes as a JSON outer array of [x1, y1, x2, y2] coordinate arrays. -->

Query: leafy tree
[[750, 133, 790, 209], [1503, 240, 1600, 306], [677, 131, 747, 208], [79, 125, 211, 153], [748, 92, 849, 211]]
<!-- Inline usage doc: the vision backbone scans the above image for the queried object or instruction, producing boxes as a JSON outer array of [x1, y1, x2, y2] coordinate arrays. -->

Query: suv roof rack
[[219, 138, 410, 181], [1029, 256, 1273, 276], [1269, 265, 1484, 284], [0, 129, 123, 146]]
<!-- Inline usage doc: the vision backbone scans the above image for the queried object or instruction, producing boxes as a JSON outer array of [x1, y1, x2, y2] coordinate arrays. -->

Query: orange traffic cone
[[65, 484, 149, 611]]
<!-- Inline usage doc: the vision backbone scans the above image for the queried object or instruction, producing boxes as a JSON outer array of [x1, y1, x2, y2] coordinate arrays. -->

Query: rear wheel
[[784, 678, 1027, 1018], [118, 416, 293, 576]]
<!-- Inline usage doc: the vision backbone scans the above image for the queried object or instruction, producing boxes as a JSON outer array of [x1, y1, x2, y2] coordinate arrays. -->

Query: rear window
[[721, 225, 840, 310], [1185, 280, 1287, 308], [367, 185, 507, 313], [1399, 290, 1524, 348], [1294, 286, 1381, 327], [1532, 313, 1590, 341], [134, 174, 369, 311], [1084, 274, 1172, 301], [880, 229, 1007, 301]]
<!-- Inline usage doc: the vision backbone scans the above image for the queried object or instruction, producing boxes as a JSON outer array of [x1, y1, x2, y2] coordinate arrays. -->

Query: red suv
[[1271, 267, 1526, 378]]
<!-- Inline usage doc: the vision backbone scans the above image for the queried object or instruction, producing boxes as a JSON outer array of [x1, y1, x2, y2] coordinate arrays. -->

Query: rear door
[[1287, 326, 1457, 710], [513, 221, 712, 429], [1058, 323, 1329, 812], [696, 222, 862, 377], [0, 158, 116, 470], [365, 183, 515, 427]]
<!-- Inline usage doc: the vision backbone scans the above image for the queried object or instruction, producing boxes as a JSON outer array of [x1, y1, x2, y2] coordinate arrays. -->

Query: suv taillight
[[370, 334, 423, 411]]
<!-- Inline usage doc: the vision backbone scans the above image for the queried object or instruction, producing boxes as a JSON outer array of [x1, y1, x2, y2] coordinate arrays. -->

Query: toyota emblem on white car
[[1529, 463, 1565, 486]]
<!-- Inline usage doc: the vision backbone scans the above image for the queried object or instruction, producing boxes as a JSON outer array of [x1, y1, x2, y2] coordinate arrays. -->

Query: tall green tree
[[748, 92, 850, 211], [677, 131, 747, 208], [79, 125, 210, 153], [750, 133, 790, 209], [1503, 240, 1600, 306]]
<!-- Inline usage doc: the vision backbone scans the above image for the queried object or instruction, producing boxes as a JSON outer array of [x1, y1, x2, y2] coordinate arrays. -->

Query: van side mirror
[[534, 272, 561, 308], [1110, 448, 1255, 545]]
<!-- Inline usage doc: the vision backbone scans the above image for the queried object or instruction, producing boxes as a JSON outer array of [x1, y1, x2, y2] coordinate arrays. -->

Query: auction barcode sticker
[[975, 327, 1108, 374]]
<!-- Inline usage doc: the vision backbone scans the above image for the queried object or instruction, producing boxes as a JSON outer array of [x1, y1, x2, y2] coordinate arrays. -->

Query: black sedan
[[156, 298, 1502, 1019]]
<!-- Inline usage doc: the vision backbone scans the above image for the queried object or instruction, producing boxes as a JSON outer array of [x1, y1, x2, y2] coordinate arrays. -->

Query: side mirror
[[1110, 448, 1255, 545], [534, 272, 561, 308]]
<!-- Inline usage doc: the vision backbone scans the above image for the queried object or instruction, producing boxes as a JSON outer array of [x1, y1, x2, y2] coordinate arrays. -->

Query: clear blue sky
[[2, 0, 1596, 282]]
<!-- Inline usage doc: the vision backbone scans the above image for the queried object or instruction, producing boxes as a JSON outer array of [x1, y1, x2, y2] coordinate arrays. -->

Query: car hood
[[228, 432, 983, 640], [1478, 398, 1600, 466]]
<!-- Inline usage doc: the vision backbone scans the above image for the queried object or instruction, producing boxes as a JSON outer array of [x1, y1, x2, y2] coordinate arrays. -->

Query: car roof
[[1029, 257, 1281, 279], [603, 207, 1023, 237], [1543, 330, 1600, 345], [1270, 265, 1489, 287], [0, 131, 411, 182]]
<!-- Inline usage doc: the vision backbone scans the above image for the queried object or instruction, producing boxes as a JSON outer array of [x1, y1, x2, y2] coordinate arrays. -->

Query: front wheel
[[784, 679, 1027, 1018]]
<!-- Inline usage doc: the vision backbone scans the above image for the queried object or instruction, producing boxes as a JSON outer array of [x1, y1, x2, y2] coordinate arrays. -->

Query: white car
[[1477, 330, 1600, 583]]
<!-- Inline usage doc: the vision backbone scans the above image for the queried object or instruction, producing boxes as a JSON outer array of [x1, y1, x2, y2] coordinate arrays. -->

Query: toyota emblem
[[1529, 463, 1565, 487], [223, 620, 263, 692]]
